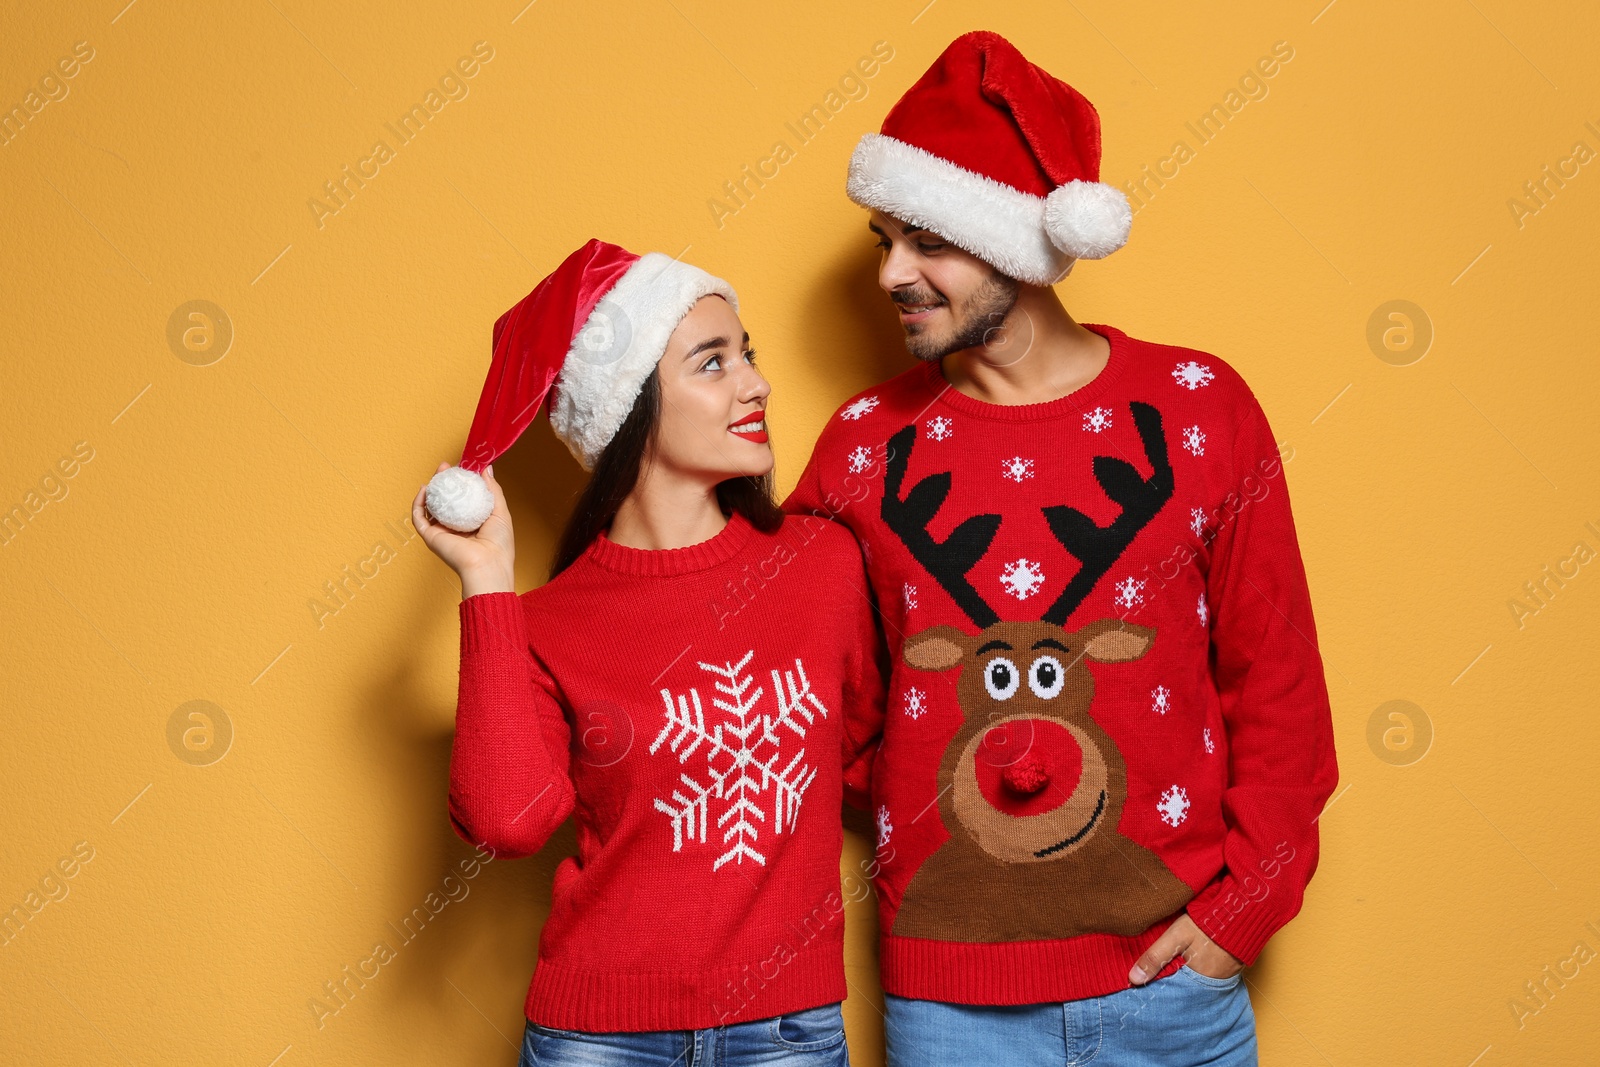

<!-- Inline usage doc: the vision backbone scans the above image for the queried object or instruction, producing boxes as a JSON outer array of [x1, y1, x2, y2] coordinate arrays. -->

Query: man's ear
[[902, 625, 971, 671]]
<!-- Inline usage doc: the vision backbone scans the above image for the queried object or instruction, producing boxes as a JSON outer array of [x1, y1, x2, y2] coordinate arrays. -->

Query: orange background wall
[[3, 1, 1598, 1064]]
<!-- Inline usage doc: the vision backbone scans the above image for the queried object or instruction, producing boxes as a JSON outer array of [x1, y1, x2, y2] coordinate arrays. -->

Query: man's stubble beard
[[904, 269, 1021, 363]]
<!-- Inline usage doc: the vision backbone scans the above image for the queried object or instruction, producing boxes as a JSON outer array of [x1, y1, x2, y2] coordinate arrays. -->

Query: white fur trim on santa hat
[[548, 253, 739, 471], [847, 133, 1130, 285]]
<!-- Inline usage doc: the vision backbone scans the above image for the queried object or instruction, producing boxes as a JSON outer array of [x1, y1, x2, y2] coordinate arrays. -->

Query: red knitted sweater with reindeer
[[782, 321, 1340, 1005], [447, 511, 888, 1032]]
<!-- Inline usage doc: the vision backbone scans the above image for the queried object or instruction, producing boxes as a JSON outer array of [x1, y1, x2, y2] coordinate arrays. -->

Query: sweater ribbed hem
[[920, 322, 1130, 423], [459, 591, 529, 656], [524, 936, 847, 1032], [878, 916, 1188, 1005]]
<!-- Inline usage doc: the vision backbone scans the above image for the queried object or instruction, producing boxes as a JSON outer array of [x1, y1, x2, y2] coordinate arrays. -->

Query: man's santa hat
[[424, 238, 738, 533], [845, 30, 1130, 286]]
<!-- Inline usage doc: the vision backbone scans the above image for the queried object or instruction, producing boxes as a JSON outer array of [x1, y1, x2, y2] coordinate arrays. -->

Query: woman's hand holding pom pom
[[412, 462, 517, 598]]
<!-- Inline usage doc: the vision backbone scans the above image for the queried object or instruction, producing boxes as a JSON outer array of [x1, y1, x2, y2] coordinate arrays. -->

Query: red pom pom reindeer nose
[[1003, 754, 1050, 794], [975, 719, 1082, 817]]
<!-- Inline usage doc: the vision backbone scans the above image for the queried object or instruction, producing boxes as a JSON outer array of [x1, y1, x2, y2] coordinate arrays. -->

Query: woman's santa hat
[[425, 238, 738, 533], [845, 30, 1130, 286]]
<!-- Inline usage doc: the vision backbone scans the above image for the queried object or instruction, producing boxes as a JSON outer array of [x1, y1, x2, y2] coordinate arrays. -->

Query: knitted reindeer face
[[881, 401, 1196, 941], [901, 617, 1153, 863]]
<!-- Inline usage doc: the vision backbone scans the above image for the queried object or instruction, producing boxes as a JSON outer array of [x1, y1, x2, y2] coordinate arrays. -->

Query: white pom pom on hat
[[424, 464, 495, 534], [1044, 179, 1133, 261], [424, 239, 738, 533], [845, 30, 1132, 287]]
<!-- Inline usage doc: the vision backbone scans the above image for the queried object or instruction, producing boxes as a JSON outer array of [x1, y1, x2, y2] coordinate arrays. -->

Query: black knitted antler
[[1040, 401, 1174, 625], [881, 423, 1004, 628]]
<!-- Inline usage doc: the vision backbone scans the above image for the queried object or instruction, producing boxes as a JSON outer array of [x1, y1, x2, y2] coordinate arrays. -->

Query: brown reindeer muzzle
[[956, 713, 1112, 863]]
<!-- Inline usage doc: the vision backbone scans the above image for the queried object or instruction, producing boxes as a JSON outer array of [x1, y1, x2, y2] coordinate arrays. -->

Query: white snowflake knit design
[[1083, 406, 1113, 433], [1172, 361, 1215, 390], [1203, 727, 1215, 754], [1181, 425, 1206, 456], [840, 396, 879, 420], [1151, 685, 1171, 716], [875, 805, 893, 852], [1000, 558, 1047, 599], [1157, 785, 1191, 827], [1001, 456, 1035, 482], [903, 583, 918, 612], [649, 650, 829, 871], [903, 687, 928, 720], [1190, 507, 1207, 538], [1113, 575, 1146, 609], [1196, 593, 1209, 627], [925, 416, 953, 441], [847, 445, 875, 474]]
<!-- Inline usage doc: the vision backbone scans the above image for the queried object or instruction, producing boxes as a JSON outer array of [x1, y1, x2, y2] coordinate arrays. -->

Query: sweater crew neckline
[[584, 508, 755, 576], [922, 321, 1130, 422]]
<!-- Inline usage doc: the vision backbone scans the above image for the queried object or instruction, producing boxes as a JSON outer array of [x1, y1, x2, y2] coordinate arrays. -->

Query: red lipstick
[[728, 409, 769, 445]]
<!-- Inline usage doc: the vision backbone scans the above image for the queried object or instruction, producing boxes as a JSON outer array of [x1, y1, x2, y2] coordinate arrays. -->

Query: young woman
[[411, 239, 886, 1066]]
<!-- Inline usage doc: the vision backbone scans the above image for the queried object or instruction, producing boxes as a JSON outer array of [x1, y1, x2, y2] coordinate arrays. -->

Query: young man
[[782, 31, 1339, 1066]]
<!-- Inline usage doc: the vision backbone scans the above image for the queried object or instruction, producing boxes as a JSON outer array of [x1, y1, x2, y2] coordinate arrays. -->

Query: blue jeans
[[884, 966, 1257, 1066], [518, 1001, 850, 1066]]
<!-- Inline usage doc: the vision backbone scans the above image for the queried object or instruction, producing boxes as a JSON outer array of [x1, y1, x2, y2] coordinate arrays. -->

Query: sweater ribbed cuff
[[459, 591, 529, 657], [1184, 874, 1292, 966]]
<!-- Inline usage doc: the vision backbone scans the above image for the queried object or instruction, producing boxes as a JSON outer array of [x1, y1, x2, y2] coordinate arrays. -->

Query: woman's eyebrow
[[684, 335, 728, 359], [683, 331, 750, 360]]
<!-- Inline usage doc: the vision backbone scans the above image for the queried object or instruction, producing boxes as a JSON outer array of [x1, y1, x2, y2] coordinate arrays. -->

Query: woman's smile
[[728, 408, 768, 444]]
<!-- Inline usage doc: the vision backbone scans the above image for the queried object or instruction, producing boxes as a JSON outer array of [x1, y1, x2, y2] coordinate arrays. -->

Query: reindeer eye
[[984, 657, 1020, 700], [1029, 655, 1065, 699]]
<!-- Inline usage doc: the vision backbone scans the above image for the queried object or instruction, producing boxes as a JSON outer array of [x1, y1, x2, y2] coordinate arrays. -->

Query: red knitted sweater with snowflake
[[447, 510, 888, 1031], [782, 321, 1340, 1005]]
